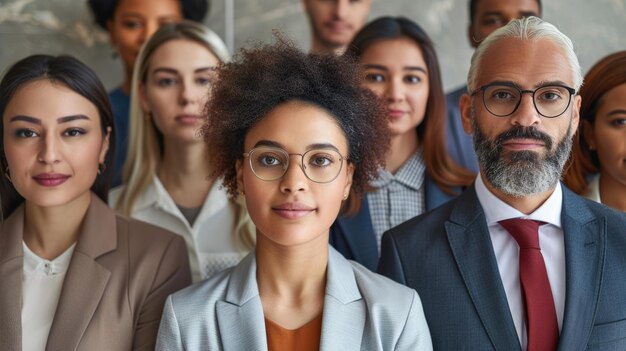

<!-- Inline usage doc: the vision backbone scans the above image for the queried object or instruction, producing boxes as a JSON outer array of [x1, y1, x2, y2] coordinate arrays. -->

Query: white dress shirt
[[22, 242, 75, 351], [583, 174, 602, 203], [110, 176, 252, 282], [474, 175, 566, 350]]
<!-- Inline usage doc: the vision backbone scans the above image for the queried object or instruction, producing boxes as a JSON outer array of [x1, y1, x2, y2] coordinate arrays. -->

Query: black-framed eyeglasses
[[242, 146, 348, 183], [470, 82, 576, 118]]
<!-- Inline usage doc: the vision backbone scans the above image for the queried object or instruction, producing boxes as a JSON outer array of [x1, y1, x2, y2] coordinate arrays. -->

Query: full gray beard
[[471, 108, 574, 198]]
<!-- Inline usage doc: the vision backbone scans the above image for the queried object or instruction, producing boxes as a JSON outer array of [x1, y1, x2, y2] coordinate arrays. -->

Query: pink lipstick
[[33, 173, 70, 187]]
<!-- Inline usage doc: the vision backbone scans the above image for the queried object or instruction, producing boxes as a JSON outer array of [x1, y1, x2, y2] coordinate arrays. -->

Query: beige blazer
[[0, 194, 191, 351]]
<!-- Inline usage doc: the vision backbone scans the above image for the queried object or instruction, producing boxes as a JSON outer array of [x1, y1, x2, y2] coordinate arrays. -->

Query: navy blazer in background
[[444, 85, 478, 173], [330, 173, 461, 271], [378, 184, 626, 350]]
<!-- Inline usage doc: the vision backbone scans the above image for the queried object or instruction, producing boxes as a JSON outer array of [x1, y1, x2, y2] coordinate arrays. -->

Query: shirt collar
[[370, 149, 425, 190], [475, 173, 562, 228], [23, 242, 76, 276]]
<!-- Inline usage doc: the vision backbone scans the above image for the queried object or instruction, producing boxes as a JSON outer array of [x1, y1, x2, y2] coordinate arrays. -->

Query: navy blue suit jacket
[[330, 174, 460, 271], [378, 184, 626, 350]]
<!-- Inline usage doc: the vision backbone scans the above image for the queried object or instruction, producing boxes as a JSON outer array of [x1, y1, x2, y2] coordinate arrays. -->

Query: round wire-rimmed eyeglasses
[[242, 146, 348, 183]]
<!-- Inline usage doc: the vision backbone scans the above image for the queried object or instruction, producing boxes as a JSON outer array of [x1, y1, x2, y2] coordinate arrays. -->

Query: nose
[[385, 77, 405, 103], [510, 93, 541, 127], [334, 0, 349, 19], [279, 155, 308, 194], [178, 78, 203, 106], [38, 134, 61, 165], [140, 21, 160, 44]]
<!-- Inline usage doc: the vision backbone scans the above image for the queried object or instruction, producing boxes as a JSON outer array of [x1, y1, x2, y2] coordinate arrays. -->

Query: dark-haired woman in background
[[564, 51, 626, 212], [331, 17, 475, 270], [87, 0, 209, 186], [0, 55, 190, 350], [156, 38, 432, 350]]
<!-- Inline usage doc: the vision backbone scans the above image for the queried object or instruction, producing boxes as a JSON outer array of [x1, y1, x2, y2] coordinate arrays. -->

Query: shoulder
[[165, 267, 234, 321], [387, 194, 459, 243], [108, 185, 124, 207], [351, 260, 419, 306], [115, 214, 186, 257]]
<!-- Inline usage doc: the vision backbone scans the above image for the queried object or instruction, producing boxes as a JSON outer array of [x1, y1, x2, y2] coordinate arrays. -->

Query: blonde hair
[[116, 20, 255, 248]]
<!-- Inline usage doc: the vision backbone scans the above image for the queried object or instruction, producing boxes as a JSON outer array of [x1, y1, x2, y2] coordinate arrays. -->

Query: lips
[[324, 21, 351, 33], [387, 109, 406, 119], [272, 203, 316, 219], [501, 138, 547, 152], [33, 173, 70, 187], [175, 114, 203, 125]]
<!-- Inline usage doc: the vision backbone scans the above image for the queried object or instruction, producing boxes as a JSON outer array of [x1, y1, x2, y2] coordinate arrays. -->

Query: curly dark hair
[[87, 0, 209, 29], [202, 36, 390, 207]]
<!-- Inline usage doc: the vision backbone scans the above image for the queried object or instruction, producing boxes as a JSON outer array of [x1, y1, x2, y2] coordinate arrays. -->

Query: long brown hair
[[345, 17, 475, 196], [563, 51, 626, 194]]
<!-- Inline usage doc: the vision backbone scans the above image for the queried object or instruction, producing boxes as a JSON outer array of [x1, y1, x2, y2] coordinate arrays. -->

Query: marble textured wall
[[0, 0, 625, 91]]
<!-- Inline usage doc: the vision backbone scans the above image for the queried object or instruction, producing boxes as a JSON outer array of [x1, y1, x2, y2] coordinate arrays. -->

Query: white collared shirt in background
[[474, 174, 566, 351], [22, 242, 76, 351], [110, 176, 250, 282]]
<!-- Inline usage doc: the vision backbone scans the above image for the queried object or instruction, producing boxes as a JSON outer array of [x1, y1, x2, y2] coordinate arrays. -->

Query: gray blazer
[[156, 246, 432, 350], [379, 184, 626, 350], [0, 194, 191, 351]]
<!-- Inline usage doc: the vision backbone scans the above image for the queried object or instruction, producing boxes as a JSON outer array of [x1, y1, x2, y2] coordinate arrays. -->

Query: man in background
[[302, 0, 371, 54], [445, 0, 542, 172]]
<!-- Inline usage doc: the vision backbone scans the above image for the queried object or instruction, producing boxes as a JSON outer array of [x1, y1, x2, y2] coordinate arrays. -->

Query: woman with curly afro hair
[[155, 37, 433, 350]]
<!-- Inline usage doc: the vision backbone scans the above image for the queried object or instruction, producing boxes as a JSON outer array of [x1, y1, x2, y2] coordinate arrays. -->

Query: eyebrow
[[363, 64, 426, 74], [253, 140, 340, 152], [484, 80, 571, 89], [9, 114, 91, 124], [607, 109, 626, 117], [152, 67, 216, 75]]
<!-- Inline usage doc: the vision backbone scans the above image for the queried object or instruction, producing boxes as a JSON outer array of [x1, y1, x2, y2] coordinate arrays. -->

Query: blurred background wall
[[1, 0, 624, 92]]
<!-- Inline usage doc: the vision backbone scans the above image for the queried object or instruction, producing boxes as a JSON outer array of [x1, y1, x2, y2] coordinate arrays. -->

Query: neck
[[119, 65, 132, 95], [386, 131, 419, 174], [23, 191, 91, 260], [309, 36, 344, 55], [255, 230, 328, 327], [598, 173, 626, 212], [480, 173, 555, 214], [157, 138, 212, 208]]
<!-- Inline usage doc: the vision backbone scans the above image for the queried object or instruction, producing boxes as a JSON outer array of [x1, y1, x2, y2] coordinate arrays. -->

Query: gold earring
[[4, 166, 11, 182], [240, 189, 245, 196], [97, 163, 106, 175]]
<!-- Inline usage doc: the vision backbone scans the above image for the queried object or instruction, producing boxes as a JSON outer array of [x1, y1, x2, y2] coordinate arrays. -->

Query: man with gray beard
[[378, 17, 626, 350]]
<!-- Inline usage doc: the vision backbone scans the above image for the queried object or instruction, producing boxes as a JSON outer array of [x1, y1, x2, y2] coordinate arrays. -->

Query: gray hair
[[467, 16, 583, 92]]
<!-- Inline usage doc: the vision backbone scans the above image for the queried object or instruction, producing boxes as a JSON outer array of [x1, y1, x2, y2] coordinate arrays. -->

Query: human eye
[[609, 117, 626, 127], [537, 87, 565, 103], [404, 75, 422, 84], [364, 73, 385, 83], [63, 128, 86, 137], [308, 152, 336, 168], [195, 76, 212, 86], [255, 151, 285, 168], [15, 129, 38, 138], [482, 16, 505, 27], [487, 87, 517, 101], [156, 77, 177, 87], [122, 19, 143, 30]]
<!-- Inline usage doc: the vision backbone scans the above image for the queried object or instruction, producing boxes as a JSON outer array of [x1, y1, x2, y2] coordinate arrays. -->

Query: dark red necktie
[[499, 218, 559, 351]]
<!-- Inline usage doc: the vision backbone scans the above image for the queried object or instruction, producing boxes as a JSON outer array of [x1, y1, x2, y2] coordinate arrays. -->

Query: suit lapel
[[319, 248, 365, 351], [216, 253, 268, 351], [46, 195, 116, 351], [445, 187, 520, 350], [0, 206, 26, 350], [557, 188, 605, 350], [334, 197, 379, 270]]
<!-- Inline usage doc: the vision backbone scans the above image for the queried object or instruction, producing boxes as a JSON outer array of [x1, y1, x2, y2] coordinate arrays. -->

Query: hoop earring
[[97, 163, 106, 175], [4, 166, 11, 182]]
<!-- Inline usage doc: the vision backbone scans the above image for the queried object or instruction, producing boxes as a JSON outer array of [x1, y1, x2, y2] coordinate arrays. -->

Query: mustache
[[494, 126, 553, 150]]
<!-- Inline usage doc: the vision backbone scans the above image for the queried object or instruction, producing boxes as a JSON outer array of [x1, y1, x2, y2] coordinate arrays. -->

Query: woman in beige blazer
[[0, 55, 191, 350]]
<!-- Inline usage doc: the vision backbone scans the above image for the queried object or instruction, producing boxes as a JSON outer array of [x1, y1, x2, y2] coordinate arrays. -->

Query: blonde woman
[[110, 21, 254, 282]]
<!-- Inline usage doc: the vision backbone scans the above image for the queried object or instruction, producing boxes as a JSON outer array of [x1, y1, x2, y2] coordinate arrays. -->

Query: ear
[[581, 120, 596, 150], [106, 19, 117, 47], [236, 158, 245, 194], [99, 126, 112, 164], [138, 82, 151, 115], [571, 94, 582, 131], [343, 162, 354, 199], [467, 23, 479, 49], [459, 93, 474, 135]]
